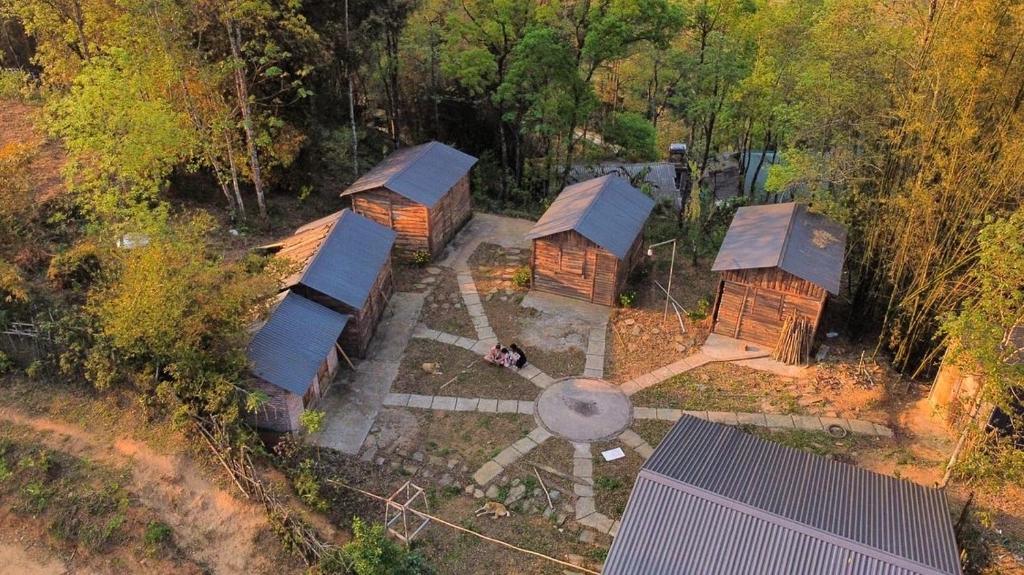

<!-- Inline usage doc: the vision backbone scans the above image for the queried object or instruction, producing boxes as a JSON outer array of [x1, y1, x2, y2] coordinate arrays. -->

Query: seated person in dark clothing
[[509, 343, 528, 369]]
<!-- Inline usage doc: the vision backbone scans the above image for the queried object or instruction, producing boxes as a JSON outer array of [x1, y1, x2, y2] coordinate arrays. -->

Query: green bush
[[511, 266, 531, 288], [144, 521, 173, 555], [0, 69, 26, 100], [292, 458, 328, 511], [618, 291, 637, 308], [411, 250, 431, 267], [0, 351, 13, 376], [47, 242, 102, 288], [687, 297, 710, 321], [340, 518, 433, 575]]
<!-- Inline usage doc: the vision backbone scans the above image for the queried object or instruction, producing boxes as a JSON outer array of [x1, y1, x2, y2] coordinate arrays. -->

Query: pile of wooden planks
[[772, 315, 812, 365]]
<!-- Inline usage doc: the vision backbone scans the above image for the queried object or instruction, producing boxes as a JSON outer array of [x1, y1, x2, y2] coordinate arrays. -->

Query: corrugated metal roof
[[298, 209, 395, 310], [340, 141, 478, 208], [247, 291, 349, 396], [603, 416, 962, 575], [569, 162, 679, 201], [271, 209, 395, 311], [524, 175, 655, 260], [711, 202, 847, 294]]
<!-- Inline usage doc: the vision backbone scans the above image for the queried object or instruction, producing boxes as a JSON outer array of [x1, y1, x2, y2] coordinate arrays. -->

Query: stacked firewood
[[772, 316, 812, 365]]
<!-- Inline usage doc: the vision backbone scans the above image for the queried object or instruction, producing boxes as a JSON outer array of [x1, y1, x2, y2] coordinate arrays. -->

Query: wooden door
[[713, 282, 786, 347]]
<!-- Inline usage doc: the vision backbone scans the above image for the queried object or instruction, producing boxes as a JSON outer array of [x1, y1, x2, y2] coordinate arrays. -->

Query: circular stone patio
[[535, 377, 633, 442]]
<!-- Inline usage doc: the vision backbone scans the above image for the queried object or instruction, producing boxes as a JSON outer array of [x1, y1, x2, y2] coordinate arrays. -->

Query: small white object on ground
[[826, 331, 839, 338], [601, 447, 625, 462]]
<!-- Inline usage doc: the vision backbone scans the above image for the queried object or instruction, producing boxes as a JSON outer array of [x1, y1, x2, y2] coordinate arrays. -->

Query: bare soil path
[[0, 407, 285, 575]]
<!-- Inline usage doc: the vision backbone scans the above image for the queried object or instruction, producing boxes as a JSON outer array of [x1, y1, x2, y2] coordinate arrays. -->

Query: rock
[[412, 451, 425, 462], [555, 512, 568, 526], [413, 283, 426, 290], [675, 344, 686, 352], [505, 484, 527, 504], [499, 296, 508, 301], [428, 455, 445, 467], [631, 326, 642, 336], [375, 457, 386, 466], [511, 478, 521, 487], [402, 464, 420, 476], [543, 507, 554, 519], [447, 458, 459, 470], [359, 447, 377, 462], [421, 469, 433, 479], [422, 276, 437, 284], [624, 318, 636, 326], [651, 327, 660, 334], [473, 488, 485, 499], [421, 363, 440, 374], [464, 484, 475, 495], [549, 489, 561, 501], [532, 488, 543, 498], [486, 485, 500, 499], [426, 267, 442, 275], [439, 474, 453, 487]]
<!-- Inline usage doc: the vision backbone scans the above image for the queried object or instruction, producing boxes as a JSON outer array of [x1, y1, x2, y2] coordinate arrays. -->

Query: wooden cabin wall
[[713, 268, 826, 347], [339, 257, 394, 358], [531, 231, 620, 306], [428, 175, 472, 256], [351, 189, 430, 255], [246, 378, 304, 432]]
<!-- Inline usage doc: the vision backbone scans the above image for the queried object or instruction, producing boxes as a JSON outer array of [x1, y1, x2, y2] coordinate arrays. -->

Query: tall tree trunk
[[224, 138, 247, 216], [344, 0, 359, 175], [749, 127, 772, 199], [227, 19, 267, 220]]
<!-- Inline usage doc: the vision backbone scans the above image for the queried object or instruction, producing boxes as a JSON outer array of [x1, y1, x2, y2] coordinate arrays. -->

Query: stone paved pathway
[[630, 406, 893, 437], [315, 292, 426, 454], [584, 326, 608, 379], [365, 215, 897, 541]]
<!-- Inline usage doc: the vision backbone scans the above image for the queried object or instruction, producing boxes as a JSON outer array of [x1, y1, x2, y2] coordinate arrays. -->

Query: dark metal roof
[[247, 291, 349, 396], [295, 209, 395, 310], [569, 162, 679, 201], [525, 175, 655, 260], [340, 141, 478, 208], [711, 202, 847, 294], [604, 416, 963, 575]]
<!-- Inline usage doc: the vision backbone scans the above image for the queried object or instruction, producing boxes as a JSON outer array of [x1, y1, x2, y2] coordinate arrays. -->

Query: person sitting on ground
[[484, 343, 504, 365], [500, 347, 515, 368], [509, 343, 528, 369]]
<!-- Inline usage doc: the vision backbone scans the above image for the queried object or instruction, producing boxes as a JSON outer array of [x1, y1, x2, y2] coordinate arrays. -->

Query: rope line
[[325, 478, 601, 575]]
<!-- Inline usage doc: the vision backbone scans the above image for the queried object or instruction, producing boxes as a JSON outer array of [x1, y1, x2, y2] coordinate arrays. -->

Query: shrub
[[24, 360, 43, 379], [618, 291, 637, 308], [411, 250, 431, 267], [0, 69, 26, 100], [341, 518, 434, 575], [604, 111, 657, 161], [0, 351, 13, 376], [511, 266, 531, 288], [292, 458, 328, 511], [687, 297, 710, 321], [47, 242, 102, 288]]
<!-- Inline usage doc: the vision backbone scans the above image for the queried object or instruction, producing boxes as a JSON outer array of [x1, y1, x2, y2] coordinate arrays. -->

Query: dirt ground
[[605, 257, 719, 382], [392, 339, 539, 400], [631, 362, 804, 413], [0, 378, 310, 575], [591, 441, 644, 520], [470, 243, 586, 378]]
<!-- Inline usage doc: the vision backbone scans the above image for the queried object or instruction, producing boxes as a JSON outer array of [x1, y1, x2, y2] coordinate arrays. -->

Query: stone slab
[[383, 393, 410, 407], [455, 397, 479, 412], [764, 414, 795, 429], [707, 411, 739, 425], [472, 460, 504, 486], [575, 496, 596, 519], [517, 401, 534, 415], [793, 415, 824, 432], [509, 436, 539, 456], [453, 336, 477, 350], [849, 418, 877, 435], [531, 373, 555, 388], [633, 406, 658, 420], [618, 430, 645, 448], [477, 398, 498, 413], [657, 408, 682, 422], [736, 412, 767, 427], [497, 399, 519, 414], [407, 394, 434, 409], [493, 446, 523, 467], [528, 427, 553, 444], [431, 396, 457, 411]]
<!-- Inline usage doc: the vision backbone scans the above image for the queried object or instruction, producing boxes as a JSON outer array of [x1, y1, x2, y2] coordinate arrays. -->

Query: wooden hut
[[341, 141, 477, 259], [246, 291, 349, 432], [525, 175, 654, 306], [259, 209, 396, 358], [710, 203, 846, 348]]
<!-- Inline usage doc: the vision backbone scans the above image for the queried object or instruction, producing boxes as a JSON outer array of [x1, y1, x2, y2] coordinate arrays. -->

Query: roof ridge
[[572, 174, 616, 239], [775, 202, 800, 268], [296, 208, 347, 284], [638, 468, 954, 575], [381, 141, 437, 192]]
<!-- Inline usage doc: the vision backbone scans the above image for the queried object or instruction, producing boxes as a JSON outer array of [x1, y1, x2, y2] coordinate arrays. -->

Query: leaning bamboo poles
[[773, 315, 812, 365]]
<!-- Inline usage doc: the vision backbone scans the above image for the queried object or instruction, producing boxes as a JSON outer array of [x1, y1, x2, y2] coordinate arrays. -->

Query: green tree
[[340, 518, 433, 575]]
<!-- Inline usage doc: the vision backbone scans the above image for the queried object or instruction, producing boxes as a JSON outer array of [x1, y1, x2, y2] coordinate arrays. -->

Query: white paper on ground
[[601, 447, 625, 461]]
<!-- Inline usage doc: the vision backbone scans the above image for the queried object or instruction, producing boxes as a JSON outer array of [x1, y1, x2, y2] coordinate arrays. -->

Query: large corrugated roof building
[[604, 416, 962, 575]]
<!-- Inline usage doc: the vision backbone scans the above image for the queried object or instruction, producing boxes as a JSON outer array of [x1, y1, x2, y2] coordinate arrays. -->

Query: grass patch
[[410, 411, 534, 470], [592, 440, 644, 519], [393, 338, 538, 400], [631, 419, 673, 448], [419, 269, 476, 338]]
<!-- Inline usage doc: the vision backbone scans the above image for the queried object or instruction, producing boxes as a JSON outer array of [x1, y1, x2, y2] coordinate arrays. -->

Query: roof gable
[[247, 292, 349, 395], [604, 416, 962, 575], [270, 209, 396, 310], [711, 203, 847, 294], [340, 141, 478, 207], [525, 175, 655, 260]]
